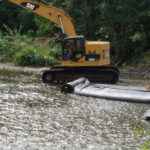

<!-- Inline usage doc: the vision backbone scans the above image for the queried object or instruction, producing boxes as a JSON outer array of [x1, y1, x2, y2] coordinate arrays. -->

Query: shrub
[[0, 26, 60, 66], [14, 44, 59, 67], [0, 26, 34, 61]]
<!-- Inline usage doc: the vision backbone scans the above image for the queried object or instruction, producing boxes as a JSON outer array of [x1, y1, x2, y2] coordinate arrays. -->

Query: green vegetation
[[0, 0, 150, 67], [0, 27, 60, 67], [14, 44, 59, 67]]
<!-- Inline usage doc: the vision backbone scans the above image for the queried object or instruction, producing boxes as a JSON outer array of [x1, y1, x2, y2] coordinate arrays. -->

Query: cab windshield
[[63, 38, 85, 61]]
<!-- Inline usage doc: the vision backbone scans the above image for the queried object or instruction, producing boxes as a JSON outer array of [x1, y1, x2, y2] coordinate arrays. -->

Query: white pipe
[[58, 15, 65, 34]]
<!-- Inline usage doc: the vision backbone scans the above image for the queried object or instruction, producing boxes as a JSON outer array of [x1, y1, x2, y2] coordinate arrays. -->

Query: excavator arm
[[1, 0, 77, 36]]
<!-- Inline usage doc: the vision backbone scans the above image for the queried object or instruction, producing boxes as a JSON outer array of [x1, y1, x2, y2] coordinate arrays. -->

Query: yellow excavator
[[0, 0, 119, 83]]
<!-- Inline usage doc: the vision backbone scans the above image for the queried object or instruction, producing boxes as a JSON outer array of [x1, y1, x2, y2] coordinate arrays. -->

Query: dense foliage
[[0, 0, 150, 66], [0, 27, 60, 66]]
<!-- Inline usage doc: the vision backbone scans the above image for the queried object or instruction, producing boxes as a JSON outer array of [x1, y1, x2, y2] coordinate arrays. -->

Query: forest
[[0, 0, 150, 67]]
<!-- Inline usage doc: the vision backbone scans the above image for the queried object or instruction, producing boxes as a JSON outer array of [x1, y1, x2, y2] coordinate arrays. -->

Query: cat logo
[[21, 2, 40, 11], [26, 3, 35, 10]]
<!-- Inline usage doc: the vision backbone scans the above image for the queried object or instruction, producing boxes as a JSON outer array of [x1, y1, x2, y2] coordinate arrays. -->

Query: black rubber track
[[42, 66, 119, 84]]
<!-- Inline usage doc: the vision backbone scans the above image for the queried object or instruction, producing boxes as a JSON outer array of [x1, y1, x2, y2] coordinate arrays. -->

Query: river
[[0, 63, 150, 150]]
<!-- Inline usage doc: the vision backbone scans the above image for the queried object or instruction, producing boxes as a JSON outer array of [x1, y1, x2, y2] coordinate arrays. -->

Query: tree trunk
[[83, 0, 96, 39]]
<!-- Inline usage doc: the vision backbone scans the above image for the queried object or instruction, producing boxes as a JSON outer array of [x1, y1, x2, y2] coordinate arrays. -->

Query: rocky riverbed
[[0, 63, 150, 150]]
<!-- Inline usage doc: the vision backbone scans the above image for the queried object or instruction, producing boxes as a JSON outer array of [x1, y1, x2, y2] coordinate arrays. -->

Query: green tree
[[0, 1, 19, 31]]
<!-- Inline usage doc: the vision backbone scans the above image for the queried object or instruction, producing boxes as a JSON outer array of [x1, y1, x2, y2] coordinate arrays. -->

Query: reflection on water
[[0, 64, 150, 150]]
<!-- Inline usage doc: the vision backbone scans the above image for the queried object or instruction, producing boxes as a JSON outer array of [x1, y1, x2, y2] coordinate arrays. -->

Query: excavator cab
[[62, 36, 85, 61]]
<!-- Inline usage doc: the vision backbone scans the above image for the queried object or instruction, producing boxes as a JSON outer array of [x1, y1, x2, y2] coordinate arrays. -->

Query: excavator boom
[[5, 0, 77, 36]]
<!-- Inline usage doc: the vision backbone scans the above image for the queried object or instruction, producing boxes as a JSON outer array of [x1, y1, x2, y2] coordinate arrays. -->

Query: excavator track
[[42, 66, 119, 84]]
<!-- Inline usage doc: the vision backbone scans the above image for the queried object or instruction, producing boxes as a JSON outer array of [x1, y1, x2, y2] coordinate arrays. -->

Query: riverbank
[[1, 63, 150, 80], [120, 67, 150, 79], [0, 62, 46, 75]]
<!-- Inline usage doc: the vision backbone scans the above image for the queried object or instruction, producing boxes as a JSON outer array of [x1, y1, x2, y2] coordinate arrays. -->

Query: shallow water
[[0, 63, 150, 150]]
